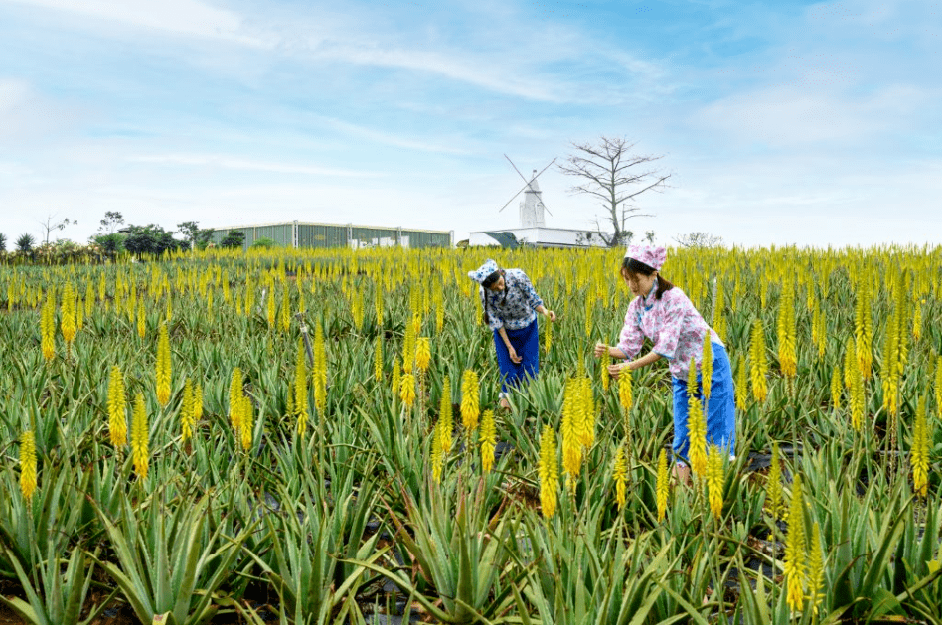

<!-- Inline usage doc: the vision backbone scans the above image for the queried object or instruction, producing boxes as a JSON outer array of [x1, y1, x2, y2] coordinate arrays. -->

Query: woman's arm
[[607, 351, 662, 378], [535, 304, 556, 322], [497, 327, 522, 363]]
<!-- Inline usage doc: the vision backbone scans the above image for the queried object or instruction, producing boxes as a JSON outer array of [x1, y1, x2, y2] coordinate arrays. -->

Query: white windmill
[[499, 155, 555, 228]]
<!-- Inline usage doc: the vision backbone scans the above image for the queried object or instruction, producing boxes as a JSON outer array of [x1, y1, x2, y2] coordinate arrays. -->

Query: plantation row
[[0, 244, 940, 624]]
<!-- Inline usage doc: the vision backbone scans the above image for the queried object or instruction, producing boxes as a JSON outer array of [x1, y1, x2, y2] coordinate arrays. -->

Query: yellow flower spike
[[374, 284, 384, 326], [539, 425, 558, 517], [391, 360, 401, 403], [230, 368, 243, 436], [618, 364, 633, 415], [415, 337, 431, 372], [701, 333, 713, 400], [19, 430, 37, 504], [439, 376, 453, 453], [612, 445, 627, 511], [687, 358, 707, 479], [313, 323, 327, 413], [767, 442, 782, 519], [656, 448, 669, 523], [480, 409, 497, 473], [136, 299, 146, 339], [935, 356, 942, 415], [784, 473, 806, 613], [280, 287, 291, 332], [295, 338, 309, 436], [154, 324, 172, 406], [41, 291, 56, 362], [807, 522, 825, 614], [561, 378, 582, 488], [577, 377, 595, 449], [707, 445, 724, 520], [374, 335, 384, 382], [399, 373, 416, 408], [830, 367, 842, 412], [544, 316, 553, 353], [460, 369, 480, 431], [735, 358, 748, 411], [131, 393, 149, 479], [241, 394, 253, 451], [181, 379, 194, 443], [194, 382, 203, 426], [108, 366, 127, 448], [60, 283, 76, 347], [266, 287, 276, 328], [749, 319, 768, 402], [912, 394, 929, 498]]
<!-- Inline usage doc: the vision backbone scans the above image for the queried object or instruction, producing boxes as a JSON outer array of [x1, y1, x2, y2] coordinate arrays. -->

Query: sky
[[0, 0, 939, 248]]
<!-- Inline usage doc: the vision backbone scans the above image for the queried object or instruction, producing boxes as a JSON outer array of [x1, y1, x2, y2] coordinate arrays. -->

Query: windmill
[[498, 155, 555, 229]]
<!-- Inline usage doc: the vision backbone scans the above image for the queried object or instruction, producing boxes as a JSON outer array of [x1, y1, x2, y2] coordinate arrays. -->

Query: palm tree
[[0, 233, 6, 252], [16, 233, 35, 252]]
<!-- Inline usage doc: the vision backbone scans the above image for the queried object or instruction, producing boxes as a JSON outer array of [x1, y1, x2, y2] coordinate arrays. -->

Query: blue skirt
[[493, 319, 540, 393], [671, 342, 736, 464]]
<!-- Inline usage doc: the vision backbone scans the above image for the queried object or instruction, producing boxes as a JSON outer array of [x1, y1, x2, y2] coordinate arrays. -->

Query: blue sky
[[0, 0, 939, 247]]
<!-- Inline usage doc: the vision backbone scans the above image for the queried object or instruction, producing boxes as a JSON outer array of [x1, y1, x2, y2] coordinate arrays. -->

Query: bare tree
[[558, 136, 671, 247], [39, 214, 77, 244], [674, 232, 724, 248]]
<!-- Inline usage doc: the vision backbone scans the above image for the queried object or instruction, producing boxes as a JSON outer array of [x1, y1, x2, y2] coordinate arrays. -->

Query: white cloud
[[0, 0, 268, 45], [127, 154, 380, 178]]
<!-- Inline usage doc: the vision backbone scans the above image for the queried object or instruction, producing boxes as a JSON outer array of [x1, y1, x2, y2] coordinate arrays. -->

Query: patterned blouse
[[480, 268, 544, 331], [616, 278, 722, 381]]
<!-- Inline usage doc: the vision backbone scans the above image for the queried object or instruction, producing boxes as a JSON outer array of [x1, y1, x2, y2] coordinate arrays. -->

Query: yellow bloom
[[460, 369, 480, 431], [480, 409, 496, 473], [561, 379, 582, 488], [707, 445, 724, 520], [399, 373, 416, 408], [749, 319, 768, 403], [41, 291, 55, 362], [912, 394, 929, 498], [131, 393, 149, 479], [108, 366, 127, 448], [19, 430, 37, 504], [415, 337, 431, 372], [618, 365, 633, 415], [295, 338, 309, 436], [156, 324, 172, 406], [830, 367, 842, 411], [439, 376, 452, 453], [687, 358, 707, 479], [374, 335, 383, 382], [612, 445, 627, 510], [807, 522, 825, 614], [735, 358, 748, 411], [181, 379, 194, 443], [230, 367, 243, 435], [577, 377, 595, 449], [600, 348, 610, 391], [241, 394, 253, 451], [701, 333, 713, 400], [539, 425, 558, 517], [60, 283, 76, 346], [137, 299, 146, 339], [784, 474, 806, 613], [656, 448, 669, 522], [431, 421, 444, 483]]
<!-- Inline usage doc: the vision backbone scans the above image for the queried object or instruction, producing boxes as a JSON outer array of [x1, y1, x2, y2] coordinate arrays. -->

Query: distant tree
[[250, 237, 278, 249], [98, 211, 124, 234], [39, 214, 76, 245], [644, 231, 656, 244], [123, 225, 184, 258], [673, 232, 724, 248], [177, 221, 215, 250], [16, 233, 35, 253], [558, 136, 672, 248], [0, 233, 6, 252], [221, 231, 245, 249], [91, 233, 127, 257]]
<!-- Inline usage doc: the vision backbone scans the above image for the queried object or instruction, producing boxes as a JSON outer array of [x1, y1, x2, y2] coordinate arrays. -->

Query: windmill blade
[[498, 156, 556, 215]]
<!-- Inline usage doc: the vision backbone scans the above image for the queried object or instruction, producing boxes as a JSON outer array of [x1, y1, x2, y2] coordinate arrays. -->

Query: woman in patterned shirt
[[469, 259, 556, 409], [593, 244, 736, 484]]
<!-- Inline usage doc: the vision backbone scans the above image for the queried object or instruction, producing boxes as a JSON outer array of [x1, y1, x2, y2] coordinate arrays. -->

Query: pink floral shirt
[[617, 279, 722, 381]]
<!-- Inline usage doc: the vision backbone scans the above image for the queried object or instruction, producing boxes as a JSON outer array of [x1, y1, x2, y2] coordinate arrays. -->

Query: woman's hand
[[608, 362, 629, 379], [545, 309, 557, 322], [507, 345, 522, 364], [593, 341, 608, 358]]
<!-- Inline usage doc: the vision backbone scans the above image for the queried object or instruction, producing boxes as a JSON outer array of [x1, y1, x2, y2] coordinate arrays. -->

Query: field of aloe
[[1, 244, 940, 625]]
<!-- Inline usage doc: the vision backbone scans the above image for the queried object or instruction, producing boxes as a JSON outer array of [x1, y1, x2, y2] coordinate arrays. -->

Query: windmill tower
[[519, 170, 546, 228]]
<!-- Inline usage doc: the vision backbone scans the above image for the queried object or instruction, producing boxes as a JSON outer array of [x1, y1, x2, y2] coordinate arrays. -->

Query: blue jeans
[[671, 342, 736, 464]]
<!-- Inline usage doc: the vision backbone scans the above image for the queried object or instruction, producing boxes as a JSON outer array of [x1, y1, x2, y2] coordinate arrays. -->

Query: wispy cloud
[[128, 153, 380, 177], [0, 0, 268, 45]]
